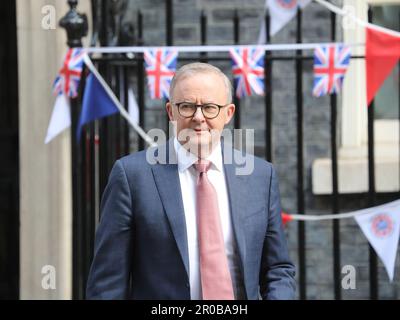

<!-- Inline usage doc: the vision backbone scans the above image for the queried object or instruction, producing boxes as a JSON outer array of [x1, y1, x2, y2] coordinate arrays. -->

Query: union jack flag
[[144, 48, 178, 99], [230, 47, 265, 98], [53, 48, 85, 98], [313, 44, 351, 97]]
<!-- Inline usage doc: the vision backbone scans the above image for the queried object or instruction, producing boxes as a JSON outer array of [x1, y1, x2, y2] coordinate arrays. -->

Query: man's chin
[[177, 130, 222, 157]]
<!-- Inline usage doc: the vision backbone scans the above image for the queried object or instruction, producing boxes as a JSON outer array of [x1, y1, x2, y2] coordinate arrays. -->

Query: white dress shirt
[[174, 138, 244, 300]]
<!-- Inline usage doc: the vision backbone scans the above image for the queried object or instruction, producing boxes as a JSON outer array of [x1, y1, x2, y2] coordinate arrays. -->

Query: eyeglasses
[[173, 102, 229, 119]]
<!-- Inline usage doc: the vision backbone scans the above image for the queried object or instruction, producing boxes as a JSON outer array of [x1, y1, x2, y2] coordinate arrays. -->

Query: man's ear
[[166, 101, 174, 121], [225, 104, 236, 124]]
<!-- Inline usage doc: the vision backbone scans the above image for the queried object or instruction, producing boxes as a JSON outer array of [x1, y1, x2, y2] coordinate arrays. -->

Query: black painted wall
[[0, 0, 19, 299]]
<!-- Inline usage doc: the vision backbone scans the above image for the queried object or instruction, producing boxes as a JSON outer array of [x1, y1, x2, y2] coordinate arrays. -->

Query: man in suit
[[86, 62, 296, 300]]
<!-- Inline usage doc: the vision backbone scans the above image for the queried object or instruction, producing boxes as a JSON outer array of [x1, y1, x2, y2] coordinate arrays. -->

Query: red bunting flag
[[281, 212, 293, 226], [366, 27, 400, 107]]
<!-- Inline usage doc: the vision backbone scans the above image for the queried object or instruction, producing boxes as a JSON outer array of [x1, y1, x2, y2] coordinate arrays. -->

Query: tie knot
[[194, 160, 211, 174]]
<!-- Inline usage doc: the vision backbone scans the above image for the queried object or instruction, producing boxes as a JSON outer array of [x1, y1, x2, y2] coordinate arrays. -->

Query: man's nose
[[192, 106, 205, 121]]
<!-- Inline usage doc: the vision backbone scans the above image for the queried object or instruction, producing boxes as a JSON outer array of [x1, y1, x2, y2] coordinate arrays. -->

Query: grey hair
[[169, 62, 233, 104]]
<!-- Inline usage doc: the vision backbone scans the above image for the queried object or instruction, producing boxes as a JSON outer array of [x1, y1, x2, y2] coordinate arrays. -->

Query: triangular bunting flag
[[45, 94, 71, 144], [77, 73, 119, 140], [45, 48, 85, 143], [312, 44, 351, 97], [128, 88, 139, 125], [229, 46, 265, 98], [354, 201, 400, 281], [258, 0, 311, 41], [281, 212, 293, 226], [143, 48, 178, 99], [366, 27, 400, 107]]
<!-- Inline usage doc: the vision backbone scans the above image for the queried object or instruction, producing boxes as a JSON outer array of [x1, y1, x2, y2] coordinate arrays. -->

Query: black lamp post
[[59, 0, 88, 48]]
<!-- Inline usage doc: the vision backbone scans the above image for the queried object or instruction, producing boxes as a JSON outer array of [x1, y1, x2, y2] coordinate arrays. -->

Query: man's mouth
[[194, 129, 209, 135]]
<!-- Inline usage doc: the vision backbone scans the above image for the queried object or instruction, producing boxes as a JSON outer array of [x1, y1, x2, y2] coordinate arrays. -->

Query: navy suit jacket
[[86, 140, 296, 299]]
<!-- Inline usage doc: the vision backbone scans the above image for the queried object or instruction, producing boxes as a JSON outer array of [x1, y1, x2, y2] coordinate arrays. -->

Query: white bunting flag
[[45, 94, 71, 144], [258, 0, 311, 43], [128, 88, 139, 125], [354, 201, 400, 281]]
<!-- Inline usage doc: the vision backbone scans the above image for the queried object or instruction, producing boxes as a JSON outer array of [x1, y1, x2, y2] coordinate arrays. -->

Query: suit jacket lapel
[[224, 160, 249, 297], [151, 142, 190, 278]]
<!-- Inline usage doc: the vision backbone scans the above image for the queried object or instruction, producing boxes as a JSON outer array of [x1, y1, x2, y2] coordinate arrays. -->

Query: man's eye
[[181, 104, 194, 109]]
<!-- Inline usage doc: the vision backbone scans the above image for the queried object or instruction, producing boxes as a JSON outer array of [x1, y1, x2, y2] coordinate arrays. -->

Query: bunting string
[[284, 199, 400, 221], [314, 0, 400, 38], [283, 197, 400, 281], [83, 42, 364, 55]]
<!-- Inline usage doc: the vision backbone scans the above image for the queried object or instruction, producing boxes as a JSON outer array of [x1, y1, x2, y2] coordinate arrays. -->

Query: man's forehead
[[176, 70, 224, 83], [174, 72, 225, 92], [173, 74, 226, 99], [170, 69, 230, 103]]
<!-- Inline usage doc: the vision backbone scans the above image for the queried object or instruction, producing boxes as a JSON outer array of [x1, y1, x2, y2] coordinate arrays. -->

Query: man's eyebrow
[[176, 99, 218, 104], [176, 100, 196, 104]]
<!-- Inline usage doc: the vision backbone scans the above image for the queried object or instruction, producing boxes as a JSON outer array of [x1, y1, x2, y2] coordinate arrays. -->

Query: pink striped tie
[[195, 160, 234, 300]]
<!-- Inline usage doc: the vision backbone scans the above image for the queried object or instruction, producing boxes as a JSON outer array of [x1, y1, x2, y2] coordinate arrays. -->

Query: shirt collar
[[173, 137, 223, 173]]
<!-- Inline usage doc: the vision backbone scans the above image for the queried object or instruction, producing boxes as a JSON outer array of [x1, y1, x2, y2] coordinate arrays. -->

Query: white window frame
[[312, 0, 400, 194]]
